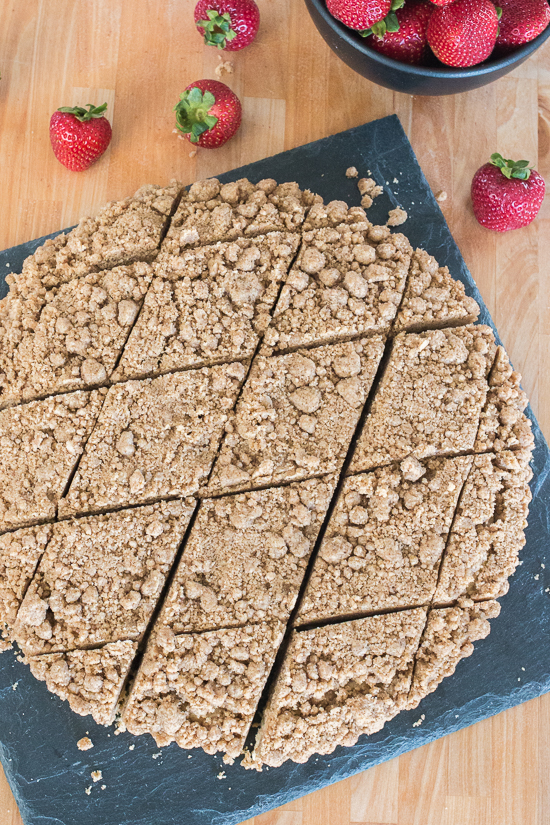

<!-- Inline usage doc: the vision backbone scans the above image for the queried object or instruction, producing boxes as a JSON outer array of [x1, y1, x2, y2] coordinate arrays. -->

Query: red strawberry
[[49, 103, 112, 172], [471, 153, 545, 231], [326, 0, 393, 31], [495, 0, 550, 47], [174, 80, 242, 148], [194, 0, 260, 50], [427, 0, 499, 66], [365, 0, 433, 64], [427, 0, 455, 7]]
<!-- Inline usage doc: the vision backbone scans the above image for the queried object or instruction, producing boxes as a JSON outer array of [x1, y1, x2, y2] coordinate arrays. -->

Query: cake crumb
[[217, 771, 226, 780], [223, 754, 235, 765], [77, 737, 94, 751], [387, 207, 408, 226], [436, 190, 448, 203], [189, 149, 198, 158], [11, 682, 18, 691], [152, 752, 162, 759], [412, 714, 425, 727], [128, 744, 135, 751], [345, 166, 358, 178], [85, 786, 91, 796], [534, 574, 540, 580], [358, 177, 383, 198], [101, 785, 106, 790], [215, 59, 233, 79], [91, 770, 102, 783], [393, 177, 399, 184]]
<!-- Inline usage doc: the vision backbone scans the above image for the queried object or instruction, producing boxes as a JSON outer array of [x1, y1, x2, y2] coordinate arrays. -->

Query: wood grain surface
[[0, 1, 549, 823]]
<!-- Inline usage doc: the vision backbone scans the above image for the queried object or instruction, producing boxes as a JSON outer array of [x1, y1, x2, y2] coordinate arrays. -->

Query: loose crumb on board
[[217, 771, 226, 780], [412, 714, 425, 728], [387, 207, 408, 226], [345, 166, 358, 178], [91, 770, 102, 783], [77, 737, 94, 751], [85, 787, 92, 796]]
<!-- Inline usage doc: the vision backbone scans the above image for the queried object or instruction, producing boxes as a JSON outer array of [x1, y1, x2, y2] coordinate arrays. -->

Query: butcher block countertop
[[0, 1, 549, 823]]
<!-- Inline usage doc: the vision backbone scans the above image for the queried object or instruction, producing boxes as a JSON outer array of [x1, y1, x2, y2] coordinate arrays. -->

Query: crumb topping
[[262, 210, 412, 353], [114, 233, 299, 381], [28, 640, 138, 725], [0, 389, 106, 532], [15, 499, 195, 655], [0, 524, 52, 641], [393, 249, 480, 334], [251, 609, 426, 767], [349, 325, 497, 474], [208, 337, 385, 495], [59, 364, 245, 516], [159, 475, 337, 634], [123, 623, 284, 758], [297, 456, 472, 625]]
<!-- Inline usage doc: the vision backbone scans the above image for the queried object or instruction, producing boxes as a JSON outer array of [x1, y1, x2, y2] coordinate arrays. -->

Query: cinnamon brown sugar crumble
[[250, 608, 426, 767], [0, 389, 106, 533], [28, 640, 138, 725], [407, 600, 500, 710], [208, 337, 385, 495], [163, 179, 319, 251], [434, 452, 532, 603], [158, 475, 337, 634], [262, 205, 412, 353], [123, 622, 284, 758], [0, 525, 52, 647], [348, 325, 497, 475], [297, 456, 472, 625], [59, 364, 245, 516], [14, 499, 195, 655], [0, 262, 154, 408], [393, 249, 480, 334], [113, 233, 299, 381]]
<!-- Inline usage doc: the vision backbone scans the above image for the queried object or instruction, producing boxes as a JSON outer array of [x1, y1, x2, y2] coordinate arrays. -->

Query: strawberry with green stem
[[327, 0, 393, 31], [194, 0, 260, 50], [174, 80, 242, 148], [363, 0, 433, 63], [471, 152, 545, 231], [49, 103, 112, 171]]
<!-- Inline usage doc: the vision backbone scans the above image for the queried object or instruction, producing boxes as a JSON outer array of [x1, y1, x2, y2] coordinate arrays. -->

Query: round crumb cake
[[0, 178, 534, 768]]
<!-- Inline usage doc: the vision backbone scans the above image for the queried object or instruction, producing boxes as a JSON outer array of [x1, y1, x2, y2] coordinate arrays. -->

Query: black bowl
[[305, 0, 550, 95]]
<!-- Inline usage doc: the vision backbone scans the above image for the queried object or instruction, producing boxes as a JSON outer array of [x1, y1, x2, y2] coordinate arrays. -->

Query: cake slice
[[28, 640, 138, 725], [475, 345, 534, 458], [6, 182, 181, 298], [162, 178, 318, 250], [158, 475, 337, 634], [0, 389, 106, 533], [114, 233, 299, 381], [208, 337, 385, 495], [262, 207, 412, 353], [348, 325, 497, 475], [296, 456, 472, 626], [14, 499, 195, 656], [0, 525, 52, 649], [0, 262, 154, 408], [59, 363, 245, 516], [433, 452, 532, 603], [251, 608, 426, 768], [393, 248, 479, 334], [122, 622, 284, 758], [407, 600, 500, 710]]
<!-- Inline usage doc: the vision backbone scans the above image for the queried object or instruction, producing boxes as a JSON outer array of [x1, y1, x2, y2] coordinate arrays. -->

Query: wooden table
[[0, 1, 548, 823]]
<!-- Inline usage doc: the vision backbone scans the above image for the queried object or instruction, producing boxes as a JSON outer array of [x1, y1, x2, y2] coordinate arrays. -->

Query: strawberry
[[194, 0, 260, 50], [495, 0, 550, 47], [427, 0, 500, 66], [471, 153, 545, 231], [326, 0, 393, 31], [49, 103, 112, 172], [365, 0, 433, 64], [427, 0, 455, 7], [174, 80, 242, 148]]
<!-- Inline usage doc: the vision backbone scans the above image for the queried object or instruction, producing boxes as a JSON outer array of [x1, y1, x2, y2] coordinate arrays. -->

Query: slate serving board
[[1, 115, 549, 825]]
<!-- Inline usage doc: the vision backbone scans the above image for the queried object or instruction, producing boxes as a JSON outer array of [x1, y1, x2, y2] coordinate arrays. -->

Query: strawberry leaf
[[360, 4, 403, 39], [489, 152, 533, 180], [57, 103, 108, 122], [174, 88, 219, 142], [385, 12, 400, 32], [495, 5, 502, 19], [197, 10, 238, 48]]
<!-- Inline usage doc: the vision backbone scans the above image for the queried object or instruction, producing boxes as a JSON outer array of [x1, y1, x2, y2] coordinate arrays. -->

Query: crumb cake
[[113, 233, 299, 381], [158, 475, 337, 634], [208, 337, 385, 494], [0, 177, 535, 768], [14, 499, 195, 656], [59, 363, 245, 516]]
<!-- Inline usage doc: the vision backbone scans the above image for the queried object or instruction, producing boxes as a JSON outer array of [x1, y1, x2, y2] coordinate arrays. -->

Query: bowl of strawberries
[[305, 0, 550, 94]]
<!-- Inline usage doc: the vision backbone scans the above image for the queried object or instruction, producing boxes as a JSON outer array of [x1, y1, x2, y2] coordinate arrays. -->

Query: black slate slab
[[0, 115, 549, 825]]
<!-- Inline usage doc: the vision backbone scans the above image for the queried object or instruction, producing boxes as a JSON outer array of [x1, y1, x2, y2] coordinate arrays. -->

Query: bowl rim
[[307, 0, 550, 77]]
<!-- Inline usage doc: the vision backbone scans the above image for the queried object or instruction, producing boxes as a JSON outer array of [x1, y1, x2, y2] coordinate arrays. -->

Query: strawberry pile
[[326, 0, 550, 66]]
